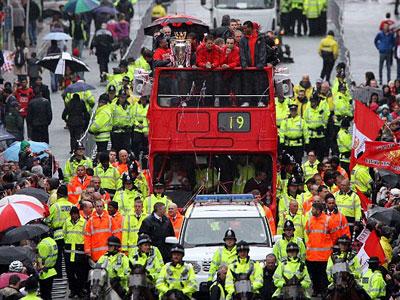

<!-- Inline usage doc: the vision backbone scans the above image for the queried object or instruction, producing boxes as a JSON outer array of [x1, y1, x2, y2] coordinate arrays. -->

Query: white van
[[201, 0, 277, 30]]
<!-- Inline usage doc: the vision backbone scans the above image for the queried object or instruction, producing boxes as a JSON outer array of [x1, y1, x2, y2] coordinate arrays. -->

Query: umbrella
[[144, 14, 209, 36], [64, 0, 100, 14], [38, 52, 90, 75], [43, 32, 72, 41], [1, 224, 49, 245], [0, 246, 35, 265], [15, 188, 49, 204], [0, 195, 45, 232], [93, 5, 117, 15], [64, 81, 96, 94], [368, 207, 400, 227], [2, 141, 49, 162]]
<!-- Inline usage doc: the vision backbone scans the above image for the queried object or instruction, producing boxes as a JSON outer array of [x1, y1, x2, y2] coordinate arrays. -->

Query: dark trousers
[[306, 260, 328, 295], [97, 56, 109, 78], [68, 126, 85, 152], [330, 125, 340, 156], [55, 239, 64, 279], [280, 13, 291, 35], [308, 18, 319, 36], [291, 8, 307, 35], [39, 275, 55, 300], [285, 145, 304, 165], [96, 141, 109, 153], [308, 137, 326, 162], [30, 125, 49, 143], [379, 52, 392, 84], [320, 58, 335, 82], [318, 11, 327, 36], [64, 253, 88, 294], [111, 131, 131, 154], [397, 58, 400, 80], [132, 131, 148, 159], [13, 26, 24, 46], [396, 0, 399, 15]]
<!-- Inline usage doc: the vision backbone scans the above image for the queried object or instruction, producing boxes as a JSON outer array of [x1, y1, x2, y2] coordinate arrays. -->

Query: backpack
[[14, 48, 25, 67]]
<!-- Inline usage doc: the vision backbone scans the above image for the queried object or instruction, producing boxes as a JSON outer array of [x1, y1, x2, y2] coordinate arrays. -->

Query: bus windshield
[[157, 69, 270, 108], [215, 0, 274, 9]]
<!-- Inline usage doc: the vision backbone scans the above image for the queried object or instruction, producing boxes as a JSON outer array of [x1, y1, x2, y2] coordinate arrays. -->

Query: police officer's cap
[[108, 85, 116, 92], [154, 181, 165, 188], [288, 103, 298, 110], [122, 172, 134, 184], [74, 141, 85, 151], [288, 176, 300, 186], [368, 256, 380, 266], [223, 228, 236, 241], [282, 153, 296, 165], [337, 234, 351, 245], [170, 244, 185, 255], [286, 242, 300, 252], [283, 220, 295, 231], [236, 240, 250, 252], [118, 89, 127, 97], [107, 236, 121, 247], [98, 94, 109, 104], [137, 234, 152, 246]]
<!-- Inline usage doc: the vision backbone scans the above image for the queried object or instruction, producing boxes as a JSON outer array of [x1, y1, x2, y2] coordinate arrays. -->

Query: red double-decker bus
[[148, 67, 278, 213]]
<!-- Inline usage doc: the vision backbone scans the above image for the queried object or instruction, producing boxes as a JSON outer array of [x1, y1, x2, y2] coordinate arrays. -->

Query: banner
[[356, 228, 386, 274], [357, 141, 400, 174]]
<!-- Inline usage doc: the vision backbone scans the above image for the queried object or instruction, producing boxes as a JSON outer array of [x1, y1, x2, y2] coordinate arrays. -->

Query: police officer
[[225, 240, 263, 299], [337, 118, 352, 173], [351, 163, 373, 197], [89, 94, 112, 153], [303, 93, 329, 162], [113, 172, 142, 216], [97, 236, 130, 298], [290, 0, 307, 36], [63, 141, 93, 183], [63, 206, 87, 298], [143, 181, 172, 215], [128, 234, 164, 285], [210, 265, 228, 300], [279, 103, 309, 164], [208, 229, 238, 283], [272, 242, 311, 299], [111, 89, 132, 153], [156, 244, 198, 299], [131, 95, 149, 159], [273, 220, 306, 262], [326, 235, 362, 287], [122, 198, 147, 252], [279, 176, 301, 218], [36, 232, 58, 300], [318, 31, 339, 82], [279, 0, 292, 35], [361, 257, 386, 300], [46, 184, 73, 278]]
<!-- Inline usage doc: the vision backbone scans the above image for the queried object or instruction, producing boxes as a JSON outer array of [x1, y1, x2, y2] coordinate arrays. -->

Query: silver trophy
[[170, 32, 192, 68]]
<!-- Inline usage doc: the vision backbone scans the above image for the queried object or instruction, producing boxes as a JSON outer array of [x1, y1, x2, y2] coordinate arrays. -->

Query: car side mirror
[[273, 235, 281, 244], [165, 236, 179, 244]]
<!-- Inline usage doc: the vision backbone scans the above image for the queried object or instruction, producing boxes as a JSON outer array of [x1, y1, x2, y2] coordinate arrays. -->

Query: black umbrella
[[38, 52, 90, 75], [15, 188, 49, 204], [369, 207, 400, 227], [144, 14, 209, 36], [0, 246, 35, 265], [1, 224, 49, 245]]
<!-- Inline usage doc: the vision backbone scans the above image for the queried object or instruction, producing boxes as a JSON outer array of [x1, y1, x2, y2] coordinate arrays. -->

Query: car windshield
[[183, 217, 270, 247], [215, 0, 274, 9]]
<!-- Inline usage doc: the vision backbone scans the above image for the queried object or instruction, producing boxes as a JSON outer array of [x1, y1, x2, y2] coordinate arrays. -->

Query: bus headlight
[[186, 261, 202, 274]]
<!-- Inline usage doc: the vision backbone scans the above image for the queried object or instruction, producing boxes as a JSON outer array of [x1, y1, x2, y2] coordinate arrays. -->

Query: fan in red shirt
[[153, 35, 172, 67], [15, 77, 34, 118], [221, 37, 240, 69], [196, 35, 221, 69]]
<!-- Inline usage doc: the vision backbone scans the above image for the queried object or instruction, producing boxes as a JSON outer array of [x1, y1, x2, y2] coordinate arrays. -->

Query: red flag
[[355, 187, 372, 211], [356, 228, 386, 272], [350, 101, 385, 170], [357, 141, 400, 174]]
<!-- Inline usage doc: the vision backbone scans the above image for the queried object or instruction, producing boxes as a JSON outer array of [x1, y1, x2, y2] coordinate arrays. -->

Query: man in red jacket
[[221, 37, 240, 69], [153, 35, 172, 67], [14, 76, 34, 137], [196, 35, 221, 69]]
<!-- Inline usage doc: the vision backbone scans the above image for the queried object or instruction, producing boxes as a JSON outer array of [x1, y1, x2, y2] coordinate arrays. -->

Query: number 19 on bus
[[218, 112, 250, 132]]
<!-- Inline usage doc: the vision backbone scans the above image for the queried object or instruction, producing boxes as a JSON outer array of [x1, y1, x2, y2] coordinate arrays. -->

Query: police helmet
[[118, 89, 127, 97], [9, 261, 23, 272], [283, 220, 295, 231], [122, 173, 134, 184], [286, 242, 300, 252], [137, 234, 152, 246], [107, 236, 121, 247], [74, 141, 85, 151], [153, 181, 165, 189], [288, 176, 300, 186], [288, 103, 298, 110], [108, 85, 116, 93], [236, 240, 250, 252], [170, 244, 185, 255], [337, 234, 351, 245], [223, 228, 237, 241], [282, 152, 296, 165]]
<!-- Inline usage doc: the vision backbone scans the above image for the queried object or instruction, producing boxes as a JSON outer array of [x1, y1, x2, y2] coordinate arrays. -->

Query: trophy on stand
[[170, 32, 192, 68]]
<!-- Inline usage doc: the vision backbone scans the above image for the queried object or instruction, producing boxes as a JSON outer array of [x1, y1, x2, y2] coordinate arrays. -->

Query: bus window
[[152, 153, 273, 205], [215, 0, 274, 9], [157, 69, 269, 108]]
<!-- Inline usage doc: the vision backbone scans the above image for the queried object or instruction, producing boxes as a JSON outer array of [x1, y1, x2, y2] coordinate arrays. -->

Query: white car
[[174, 194, 273, 293]]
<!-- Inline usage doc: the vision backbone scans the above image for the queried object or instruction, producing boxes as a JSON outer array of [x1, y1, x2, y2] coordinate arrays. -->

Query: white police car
[[167, 194, 273, 293]]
